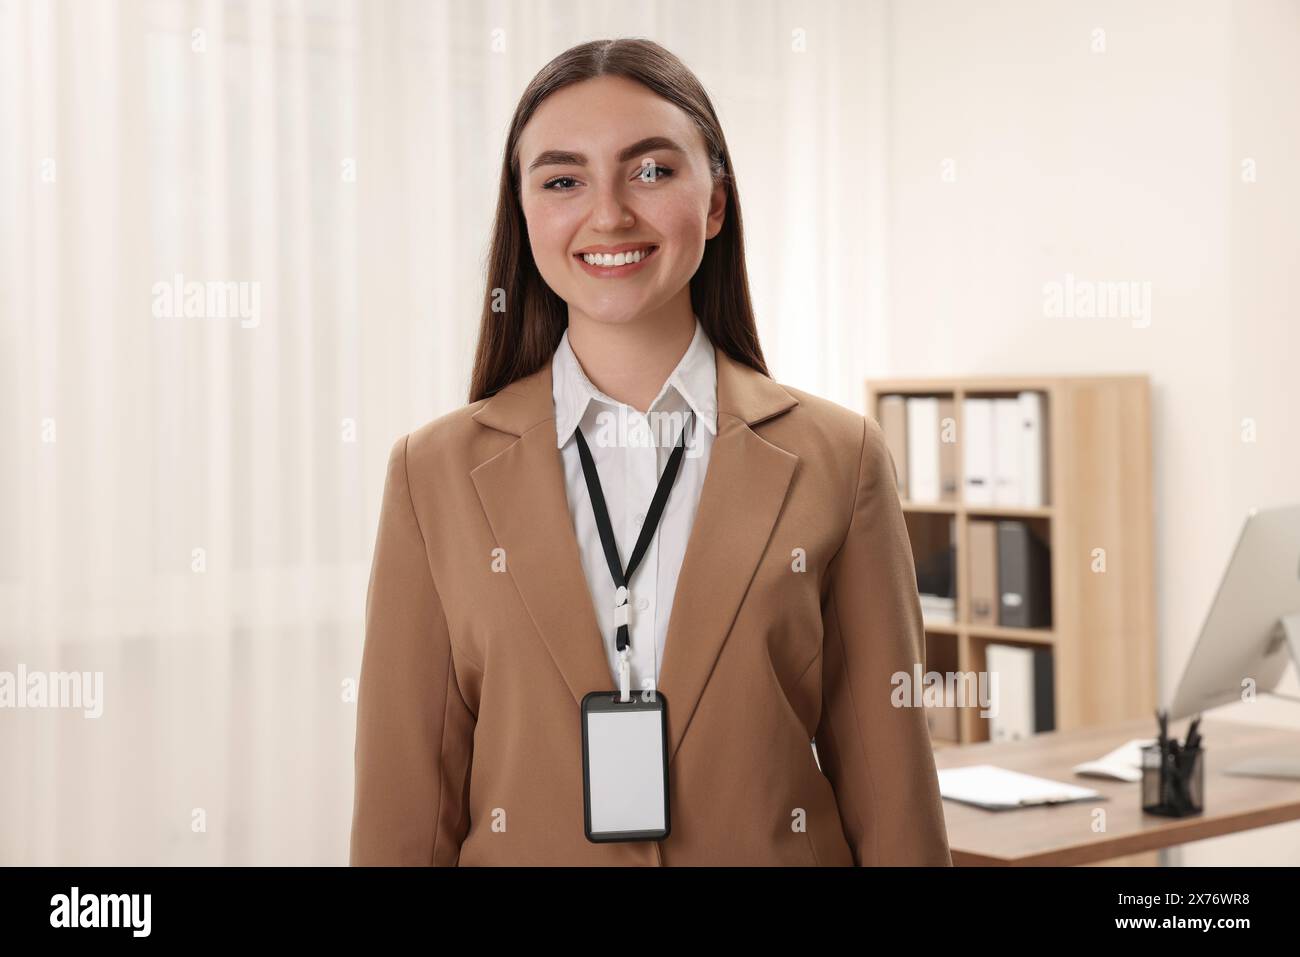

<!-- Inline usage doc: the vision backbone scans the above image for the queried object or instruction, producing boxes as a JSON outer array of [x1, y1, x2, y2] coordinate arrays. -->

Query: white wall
[[881, 0, 1300, 864]]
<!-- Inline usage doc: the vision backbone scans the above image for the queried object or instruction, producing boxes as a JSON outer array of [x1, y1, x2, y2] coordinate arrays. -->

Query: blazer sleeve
[[813, 415, 953, 866], [349, 433, 474, 865]]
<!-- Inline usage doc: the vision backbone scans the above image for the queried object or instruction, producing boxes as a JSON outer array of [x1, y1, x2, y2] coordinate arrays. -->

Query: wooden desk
[[932, 716, 1300, 865]]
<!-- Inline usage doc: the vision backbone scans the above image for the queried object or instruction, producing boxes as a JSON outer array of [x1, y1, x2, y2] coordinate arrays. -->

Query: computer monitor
[[1168, 503, 1300, 778]]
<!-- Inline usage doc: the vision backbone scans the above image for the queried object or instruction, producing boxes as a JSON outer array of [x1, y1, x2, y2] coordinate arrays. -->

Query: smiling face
[[516, 74, 727, 327]]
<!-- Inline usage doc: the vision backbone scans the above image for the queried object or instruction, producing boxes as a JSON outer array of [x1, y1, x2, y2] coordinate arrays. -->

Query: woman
[[349, 38, 951, 866]]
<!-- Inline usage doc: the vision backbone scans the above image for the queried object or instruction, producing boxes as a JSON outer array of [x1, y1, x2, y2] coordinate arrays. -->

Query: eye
[[541, 175, 581, 191], [636, 164, 674, 183]]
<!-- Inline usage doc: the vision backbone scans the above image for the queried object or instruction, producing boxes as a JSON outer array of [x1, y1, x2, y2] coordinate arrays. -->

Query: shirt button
[[636, 597, 650, 611], [634, 511, 646, 524]]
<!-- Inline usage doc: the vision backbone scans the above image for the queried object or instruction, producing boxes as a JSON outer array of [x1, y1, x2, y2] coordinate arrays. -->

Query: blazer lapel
[[656, 349, 799, 763], [471, 367, 613, 706], [470, 344, 800, 765]]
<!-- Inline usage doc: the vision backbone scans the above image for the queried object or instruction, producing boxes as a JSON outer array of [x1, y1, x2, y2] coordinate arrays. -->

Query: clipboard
[[937, 764, 1104, 811]]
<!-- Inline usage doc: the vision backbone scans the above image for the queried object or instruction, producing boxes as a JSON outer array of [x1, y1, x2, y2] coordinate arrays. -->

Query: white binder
[[962, 398, 994, 505], [1019, 391, 1048, 507], [906, 397, 940, 502], [993, 397, 1022, 505]]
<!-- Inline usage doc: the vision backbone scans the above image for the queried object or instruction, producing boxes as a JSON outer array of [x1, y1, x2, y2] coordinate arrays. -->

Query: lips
[[573, 243, 660, 278]]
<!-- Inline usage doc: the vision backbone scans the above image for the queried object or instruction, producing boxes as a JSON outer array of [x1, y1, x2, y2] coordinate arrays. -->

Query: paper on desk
[[1072, 738, 1157, 783], [937, 764, 1103, 810]]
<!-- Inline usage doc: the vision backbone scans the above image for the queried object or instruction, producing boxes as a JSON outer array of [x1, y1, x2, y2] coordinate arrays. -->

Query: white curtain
[[0, 0, 887, 864]]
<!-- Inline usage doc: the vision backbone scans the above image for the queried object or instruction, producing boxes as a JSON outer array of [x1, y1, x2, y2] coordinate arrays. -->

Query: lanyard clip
[[613, 585, 629, 629], [617, 648, 631, 702]]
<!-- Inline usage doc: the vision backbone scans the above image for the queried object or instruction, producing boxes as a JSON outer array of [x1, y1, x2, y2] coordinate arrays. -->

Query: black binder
[[996, 521, 1052, 628]]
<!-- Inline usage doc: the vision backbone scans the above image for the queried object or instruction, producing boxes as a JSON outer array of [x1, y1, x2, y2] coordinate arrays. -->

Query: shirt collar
[[552, 314, 718, 449]]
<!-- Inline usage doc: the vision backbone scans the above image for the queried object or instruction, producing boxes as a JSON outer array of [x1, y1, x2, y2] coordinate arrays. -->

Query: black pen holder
[[1141, 744, 1204, 817]]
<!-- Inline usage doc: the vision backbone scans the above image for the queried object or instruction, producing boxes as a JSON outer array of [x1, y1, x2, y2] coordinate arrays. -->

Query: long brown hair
[[468, 38, 770, 403]]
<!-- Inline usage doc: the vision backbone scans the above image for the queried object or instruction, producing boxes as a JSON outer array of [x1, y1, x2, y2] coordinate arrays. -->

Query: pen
[[1155, 709, 1172, 809]]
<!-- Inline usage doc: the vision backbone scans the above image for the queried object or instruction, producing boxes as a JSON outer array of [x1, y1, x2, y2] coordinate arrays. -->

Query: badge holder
[[580, 686, 670, 843]]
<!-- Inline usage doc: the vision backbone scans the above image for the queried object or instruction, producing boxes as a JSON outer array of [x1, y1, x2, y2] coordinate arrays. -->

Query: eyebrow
[[525, 136, 687, 173]]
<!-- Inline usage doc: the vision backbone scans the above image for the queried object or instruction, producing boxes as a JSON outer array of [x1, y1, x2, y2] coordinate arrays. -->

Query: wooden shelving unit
[[866, 376, 1156, 748]]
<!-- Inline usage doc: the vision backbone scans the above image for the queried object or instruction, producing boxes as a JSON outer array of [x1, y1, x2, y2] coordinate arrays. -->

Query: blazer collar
[[470, 343, 799, 765]]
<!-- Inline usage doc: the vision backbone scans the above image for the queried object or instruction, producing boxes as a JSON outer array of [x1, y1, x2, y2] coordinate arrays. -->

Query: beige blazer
[[349, 344, 952, 866]]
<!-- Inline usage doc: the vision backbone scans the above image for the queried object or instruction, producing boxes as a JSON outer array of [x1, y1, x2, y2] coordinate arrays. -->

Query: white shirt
[[552, 315, 718, 694]]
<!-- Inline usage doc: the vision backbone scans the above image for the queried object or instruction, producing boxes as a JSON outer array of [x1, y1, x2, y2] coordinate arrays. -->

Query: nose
[[587, 177, 635, 231]]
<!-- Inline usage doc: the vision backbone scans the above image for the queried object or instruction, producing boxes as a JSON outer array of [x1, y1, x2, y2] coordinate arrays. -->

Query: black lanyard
[[573, 412, 692, 655]]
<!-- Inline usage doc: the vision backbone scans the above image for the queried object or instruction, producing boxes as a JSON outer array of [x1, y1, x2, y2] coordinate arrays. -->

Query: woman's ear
[[705, 180, 727, 240]]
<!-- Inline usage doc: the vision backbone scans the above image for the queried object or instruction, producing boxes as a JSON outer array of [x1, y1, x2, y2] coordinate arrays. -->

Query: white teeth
[[581, 246, 653, 266]]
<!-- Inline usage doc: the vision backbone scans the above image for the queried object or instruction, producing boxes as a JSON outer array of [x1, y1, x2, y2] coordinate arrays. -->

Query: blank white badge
[[583, 703, 667, 839]]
